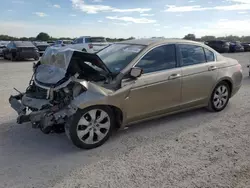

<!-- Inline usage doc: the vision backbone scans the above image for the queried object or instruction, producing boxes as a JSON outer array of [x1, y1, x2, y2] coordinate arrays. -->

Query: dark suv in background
[[33, 41, 49, 56], [241, 42, 250, 51], [205, 40, 230, 53], [3, 41, 39, 61], [229, 41, 244, 52]]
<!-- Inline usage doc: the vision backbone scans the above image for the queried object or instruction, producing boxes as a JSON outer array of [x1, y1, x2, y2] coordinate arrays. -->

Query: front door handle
[[168, 73, 181, 80], [208, 66, 217, 71]]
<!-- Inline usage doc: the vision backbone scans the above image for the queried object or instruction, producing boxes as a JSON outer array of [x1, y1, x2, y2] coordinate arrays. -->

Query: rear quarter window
[[204, 48, 215, 62]]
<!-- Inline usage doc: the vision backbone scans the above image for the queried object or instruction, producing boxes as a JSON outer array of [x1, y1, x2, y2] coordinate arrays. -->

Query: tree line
[[1, 32, 250, 43], [183, 33, 250, 42], [0, 32, 135, 42]]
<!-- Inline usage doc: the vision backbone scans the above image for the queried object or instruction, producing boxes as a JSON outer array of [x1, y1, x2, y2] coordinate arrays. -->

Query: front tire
[[66, 106, 115, 149], [207, 81, 230, 112]]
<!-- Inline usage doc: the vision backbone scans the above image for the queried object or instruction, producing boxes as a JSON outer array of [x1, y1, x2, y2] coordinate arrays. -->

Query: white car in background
[[0, 41, 9, 57], [70, 36, 111, 53]]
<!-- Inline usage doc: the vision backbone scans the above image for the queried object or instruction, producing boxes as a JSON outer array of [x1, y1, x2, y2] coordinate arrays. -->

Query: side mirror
[[130, 67, 143, 78]]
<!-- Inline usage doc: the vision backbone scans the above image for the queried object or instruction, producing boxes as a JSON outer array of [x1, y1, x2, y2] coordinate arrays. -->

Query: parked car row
[[204, 40, 249, 53], [32, 41, 49, 56], [2, 41, 40, 61], [0, 36, 110, 61], [51, 36, 111, 53]]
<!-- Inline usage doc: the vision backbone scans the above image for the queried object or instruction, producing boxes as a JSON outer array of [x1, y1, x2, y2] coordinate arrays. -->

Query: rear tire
[[11, 53, 17, 61], [3, 53, 7, 60], [65, 106, 115, 149], [207, 81, 230, 112]]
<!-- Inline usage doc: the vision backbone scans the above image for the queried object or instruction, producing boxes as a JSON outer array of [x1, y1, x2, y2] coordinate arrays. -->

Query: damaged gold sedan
[[9, 39, 242, 149]]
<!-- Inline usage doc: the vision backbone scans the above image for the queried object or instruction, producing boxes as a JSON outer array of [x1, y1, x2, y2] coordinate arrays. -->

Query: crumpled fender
[[71, 80, 133, 118]]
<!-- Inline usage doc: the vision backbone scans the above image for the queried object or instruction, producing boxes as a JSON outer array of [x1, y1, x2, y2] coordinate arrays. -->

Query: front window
[[136, 44, 177, 74], [97, 43, 145, 73]]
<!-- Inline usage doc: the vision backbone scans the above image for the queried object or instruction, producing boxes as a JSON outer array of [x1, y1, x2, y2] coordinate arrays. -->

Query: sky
[[1, 0, 250, 38]]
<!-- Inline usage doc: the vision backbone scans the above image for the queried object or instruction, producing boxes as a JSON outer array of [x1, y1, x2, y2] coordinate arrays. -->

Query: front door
[[178, 44, 218, 109], [124, 44, 182, 123]]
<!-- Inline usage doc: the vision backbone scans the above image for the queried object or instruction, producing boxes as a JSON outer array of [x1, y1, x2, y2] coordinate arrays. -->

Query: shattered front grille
[[26, 84, 48, 99]]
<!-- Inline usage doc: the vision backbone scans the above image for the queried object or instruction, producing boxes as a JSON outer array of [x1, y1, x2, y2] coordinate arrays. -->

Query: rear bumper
[[235, 48, 244, 52], [231, 84, 242, 98], [220, 47, 229, 53], [17, 51, 39, 59]]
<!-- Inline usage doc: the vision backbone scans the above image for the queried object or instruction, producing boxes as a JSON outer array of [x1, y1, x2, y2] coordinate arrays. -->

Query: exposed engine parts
[[10, 79, 83, 134]]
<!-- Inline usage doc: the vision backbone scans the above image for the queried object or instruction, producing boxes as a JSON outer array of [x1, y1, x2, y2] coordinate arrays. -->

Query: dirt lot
[[0, 53, 250, 188]]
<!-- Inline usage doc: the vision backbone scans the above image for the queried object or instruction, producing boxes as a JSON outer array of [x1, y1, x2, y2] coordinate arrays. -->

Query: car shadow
[[0, 106, 227, 156]]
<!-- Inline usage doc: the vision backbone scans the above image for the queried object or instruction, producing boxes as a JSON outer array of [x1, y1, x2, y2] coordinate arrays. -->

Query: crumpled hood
[[35, 64, 67, 85], [35, 46, 111, 85]]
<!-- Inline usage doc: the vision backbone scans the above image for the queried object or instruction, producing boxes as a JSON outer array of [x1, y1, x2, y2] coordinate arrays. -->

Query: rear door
[[178, 44, 218, 109]]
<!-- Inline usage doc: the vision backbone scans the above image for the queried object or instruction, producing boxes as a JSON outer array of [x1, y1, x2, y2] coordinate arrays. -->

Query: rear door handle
[[168, 73, 181, 80], [208, 66, 217, 71]]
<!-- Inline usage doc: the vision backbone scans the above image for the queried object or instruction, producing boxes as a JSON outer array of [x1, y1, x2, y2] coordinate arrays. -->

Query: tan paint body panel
[[71, 39, 243, 128]]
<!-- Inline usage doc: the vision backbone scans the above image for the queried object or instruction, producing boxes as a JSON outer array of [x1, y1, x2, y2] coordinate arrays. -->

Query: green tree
[[201, 35, 216, 41], [36, 32, 50, 41], [183, 33, 196, 41]]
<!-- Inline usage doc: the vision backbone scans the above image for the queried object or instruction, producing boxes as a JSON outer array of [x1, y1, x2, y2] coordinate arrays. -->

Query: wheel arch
[[213, 77, 233, 97]]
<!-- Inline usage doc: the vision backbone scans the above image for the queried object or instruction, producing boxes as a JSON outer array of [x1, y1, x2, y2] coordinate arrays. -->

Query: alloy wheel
[[76, 109, 111, 145], [213, 85, 229, 109]]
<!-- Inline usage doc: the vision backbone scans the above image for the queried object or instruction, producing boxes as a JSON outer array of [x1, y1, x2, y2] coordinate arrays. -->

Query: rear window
[[63, 40, 72, 44], [14, 41, 35, 47], [86, 37, 107, 43], [204, 48, 215, 62]]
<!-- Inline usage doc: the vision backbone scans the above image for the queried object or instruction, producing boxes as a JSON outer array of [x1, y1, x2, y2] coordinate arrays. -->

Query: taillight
[[88, 43, 93, 49], [237, 63, 242, 72]]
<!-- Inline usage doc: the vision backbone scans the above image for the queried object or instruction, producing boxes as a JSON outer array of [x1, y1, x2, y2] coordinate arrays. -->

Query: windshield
[[97, 43, 145, 73]]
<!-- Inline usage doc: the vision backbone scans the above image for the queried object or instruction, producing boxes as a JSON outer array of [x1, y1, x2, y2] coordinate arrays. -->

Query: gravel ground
[[0, 53, 250, 188]]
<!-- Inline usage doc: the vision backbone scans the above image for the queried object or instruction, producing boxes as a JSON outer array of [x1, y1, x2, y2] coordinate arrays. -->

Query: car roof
[[79, 36, 104, 38], [34, 41, 49, 45], [117, 38, 205, 47], [13, 41, 35, 47]]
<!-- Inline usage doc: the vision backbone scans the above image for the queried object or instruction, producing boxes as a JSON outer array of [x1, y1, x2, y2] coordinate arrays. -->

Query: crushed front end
[[8, 47, 111, 134], [9, 77, 81, 133]]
